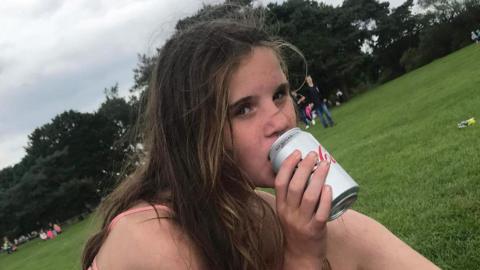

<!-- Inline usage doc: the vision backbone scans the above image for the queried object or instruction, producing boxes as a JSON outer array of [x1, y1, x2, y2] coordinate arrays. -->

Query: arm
[[257, 192, 440, 269], [298, 95, 306, 104], [329, 210, 440, 270]]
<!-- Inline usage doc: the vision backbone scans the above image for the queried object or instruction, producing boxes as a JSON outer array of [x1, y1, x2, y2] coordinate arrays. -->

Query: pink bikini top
[[88, 204, 171, 270]]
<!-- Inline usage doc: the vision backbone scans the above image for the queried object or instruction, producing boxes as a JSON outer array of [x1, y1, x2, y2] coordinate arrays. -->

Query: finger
[[299, 160, 330, 217], [274, 149, 302, 203], [286, 151, 318, 208], [313, 185, 332, 228]]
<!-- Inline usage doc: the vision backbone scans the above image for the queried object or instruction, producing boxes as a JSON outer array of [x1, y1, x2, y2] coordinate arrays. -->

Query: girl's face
[[225, 47, 296, 187]]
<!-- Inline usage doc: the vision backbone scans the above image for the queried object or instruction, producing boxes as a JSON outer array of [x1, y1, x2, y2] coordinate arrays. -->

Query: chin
[[252, 171, 276, 188]]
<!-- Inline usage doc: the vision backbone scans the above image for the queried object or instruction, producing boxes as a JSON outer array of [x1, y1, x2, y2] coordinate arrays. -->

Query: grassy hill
[[1, 44, 479, 270], [312, 43, 479, 269]]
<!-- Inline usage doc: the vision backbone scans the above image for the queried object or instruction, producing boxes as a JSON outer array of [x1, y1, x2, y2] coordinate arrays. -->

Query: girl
[[83, 18, 439, 270]]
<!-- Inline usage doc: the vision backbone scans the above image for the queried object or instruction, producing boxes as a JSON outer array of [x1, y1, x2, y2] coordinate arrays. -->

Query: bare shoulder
[[95, 206, 205, 270], [327, 210, 440, 270]]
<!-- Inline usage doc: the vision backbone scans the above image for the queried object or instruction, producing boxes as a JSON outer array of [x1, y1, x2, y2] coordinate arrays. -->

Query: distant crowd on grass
[[1, 222, 62, 255]]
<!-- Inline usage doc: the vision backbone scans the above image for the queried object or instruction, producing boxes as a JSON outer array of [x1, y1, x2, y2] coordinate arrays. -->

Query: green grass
[[308, 44, 480, 269], [1, 44, 479, 270], [0, 216, 100, 270]]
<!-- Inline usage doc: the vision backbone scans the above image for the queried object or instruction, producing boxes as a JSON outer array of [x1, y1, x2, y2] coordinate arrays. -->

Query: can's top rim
[[268, 127, 302, 161]]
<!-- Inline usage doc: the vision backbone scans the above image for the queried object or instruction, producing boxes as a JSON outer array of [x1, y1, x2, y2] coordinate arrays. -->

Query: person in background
[[335, 89, 344, 106], [304, 75, 335, 128], [53, 223, 62, 234], [39, 229, 48, 240], [2, 236, 16, 254], [291, 90, 311, 128], [46, 228, 55, 239], [48, 222, 58, 237], [471, 30, 480, 43], [305, 102, 315, 128]]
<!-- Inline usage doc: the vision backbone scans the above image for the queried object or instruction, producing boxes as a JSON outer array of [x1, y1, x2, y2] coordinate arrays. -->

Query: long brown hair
[[82, 19, 294, 270]]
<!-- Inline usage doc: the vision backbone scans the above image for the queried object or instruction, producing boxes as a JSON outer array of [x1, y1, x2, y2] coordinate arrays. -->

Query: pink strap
[[108, 204, 171, 231], [89, 204, 171, 270]]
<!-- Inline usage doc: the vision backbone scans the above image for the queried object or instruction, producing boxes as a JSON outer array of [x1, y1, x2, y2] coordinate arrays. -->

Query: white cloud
[[0, 0, 407, 169], [0, 0, 203, 96], [0, 133, 28, 169], [0, 0, 214, 169]]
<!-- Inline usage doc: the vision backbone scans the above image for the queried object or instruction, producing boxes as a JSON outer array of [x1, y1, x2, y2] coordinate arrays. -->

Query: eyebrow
[[228, 82, 290, 109], [276, 82, 290, 93]]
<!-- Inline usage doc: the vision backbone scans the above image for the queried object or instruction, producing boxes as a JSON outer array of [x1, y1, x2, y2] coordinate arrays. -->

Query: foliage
[[1, 0, 479, 241], [0, 86, 134, 236], [175, 1, 256, 31], [2, 44, 479, 270], [404, 2, 480, 70], [267, 0, 480, 92], [124, 0, 480, 99]]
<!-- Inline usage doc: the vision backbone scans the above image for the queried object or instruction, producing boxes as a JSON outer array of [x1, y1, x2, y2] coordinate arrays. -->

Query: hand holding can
[[269, 128, 359, 221]]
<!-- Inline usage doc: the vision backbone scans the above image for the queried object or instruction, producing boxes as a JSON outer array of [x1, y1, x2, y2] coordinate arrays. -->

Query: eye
[[236, 106, 252, 115], [233, 103, 253, 117], [273, 88, 287, 101]]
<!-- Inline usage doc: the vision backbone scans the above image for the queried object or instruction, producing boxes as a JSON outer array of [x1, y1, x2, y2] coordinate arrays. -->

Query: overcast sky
[[0, 0, 406, 170]]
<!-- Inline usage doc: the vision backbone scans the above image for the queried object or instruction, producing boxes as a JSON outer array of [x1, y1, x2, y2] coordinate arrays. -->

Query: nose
[[263, 101, 293, 139]]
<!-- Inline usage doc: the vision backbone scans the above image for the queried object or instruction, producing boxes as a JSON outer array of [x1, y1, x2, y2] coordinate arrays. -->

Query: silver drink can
[[269, 128, 359, 221]]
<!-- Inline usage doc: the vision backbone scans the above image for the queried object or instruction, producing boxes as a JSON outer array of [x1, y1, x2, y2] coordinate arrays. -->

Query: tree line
[[1, 0, 479, 237]]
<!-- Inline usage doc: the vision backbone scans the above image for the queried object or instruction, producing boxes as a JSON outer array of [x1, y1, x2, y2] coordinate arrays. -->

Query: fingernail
[[294, 149, 301, 158]]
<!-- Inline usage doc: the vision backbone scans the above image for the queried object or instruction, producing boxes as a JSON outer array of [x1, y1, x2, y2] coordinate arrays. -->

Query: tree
[[371, 0, 422, 80], [96, 88, 137, 194], [2, 148, 97, 235], [131, 54, 157, 97], [0, 167, 16, 190], [400, 0, 480, 71], [418, 0, 466, 22], [266, 0, 373, 95], [1, 92, 137, 236], [175, 1, 256, 31]]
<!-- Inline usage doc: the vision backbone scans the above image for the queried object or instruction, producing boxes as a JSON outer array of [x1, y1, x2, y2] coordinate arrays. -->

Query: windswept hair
[[82, 16, 305, 270]]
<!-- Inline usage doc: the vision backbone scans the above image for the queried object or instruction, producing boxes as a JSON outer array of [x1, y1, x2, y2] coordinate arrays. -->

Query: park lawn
[[0, 215, 100, 270], [1, 44, 478, 270], [307, 43, 480, 269]]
